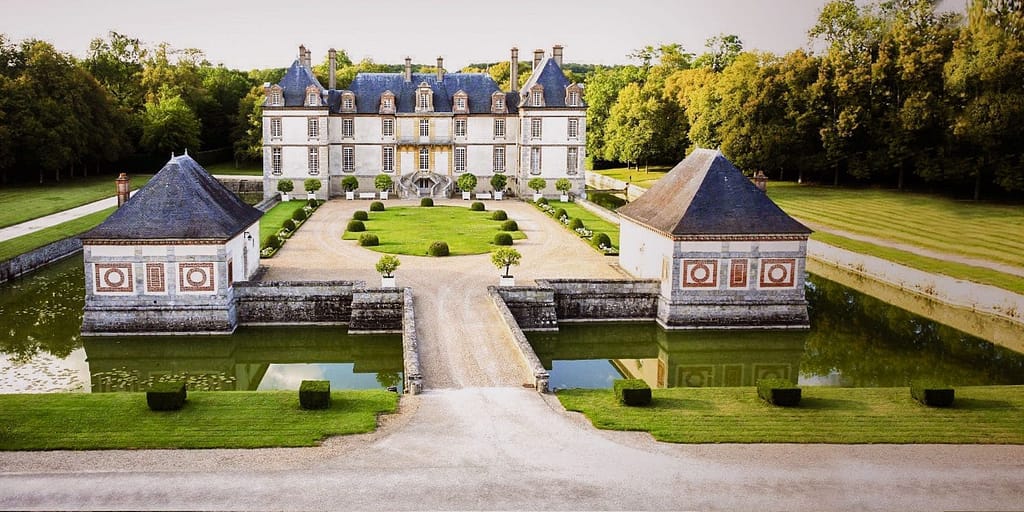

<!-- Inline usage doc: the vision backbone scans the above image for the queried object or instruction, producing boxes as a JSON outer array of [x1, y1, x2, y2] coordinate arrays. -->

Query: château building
[[262, 45, 586, 199]]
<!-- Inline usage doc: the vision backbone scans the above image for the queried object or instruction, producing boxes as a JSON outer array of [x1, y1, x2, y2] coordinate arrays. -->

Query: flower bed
[[260, 200, 322, 258], [533, 200, 618, 255]]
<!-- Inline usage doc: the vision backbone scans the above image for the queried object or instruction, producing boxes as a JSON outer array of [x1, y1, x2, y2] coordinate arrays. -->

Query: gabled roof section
[[82, 155, 262, 242], [275, 60, 325, 107], [617, 149, 811, 237], [519, 57, 582, 108], [340, 72, 517, 114]]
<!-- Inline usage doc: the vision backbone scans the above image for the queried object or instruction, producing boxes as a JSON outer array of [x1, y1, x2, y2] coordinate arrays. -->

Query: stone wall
[[235, 280, 361, 325], [488, 286, 550, 391], [493, 287, 558, 330], [0, 237, 81, 285], [82, 302, 236, 335], [349, 288, 405, 333], [537, 279, 660, 320], [657, 296, 810, 329], [585, 172, 646, 202], [401, 287, 423, 394]]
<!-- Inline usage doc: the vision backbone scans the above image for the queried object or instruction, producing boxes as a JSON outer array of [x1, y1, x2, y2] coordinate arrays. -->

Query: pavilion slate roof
[[81, 155, 262, 242], [517, 57, 582, 108], [277, 60, 326, 107], [337, 72, 517, 114], [616, 149, 811, 237]]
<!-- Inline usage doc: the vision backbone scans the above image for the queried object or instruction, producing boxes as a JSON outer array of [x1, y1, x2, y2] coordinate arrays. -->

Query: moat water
[[1, 255, 1021, 392]]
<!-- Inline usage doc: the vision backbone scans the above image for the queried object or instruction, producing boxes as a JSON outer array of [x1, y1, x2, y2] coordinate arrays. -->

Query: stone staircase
[[398, 172, 453, 199]]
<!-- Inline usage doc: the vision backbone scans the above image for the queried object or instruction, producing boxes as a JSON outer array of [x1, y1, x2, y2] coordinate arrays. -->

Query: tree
[[694, 34, 744, 72], [456, 173, 477, 192], [232, 86, 264, 163], [584, 66, 646, 164], [140, 89, 201, 155], [342, 176, 359, 191], [277, 179, 294, 193], [603, 83, 653, 165], [304, 178, 322, 193], [375, 254, 400, 278], [82, 31, 145, 111], [491, 247, 521, 277], [374, 173, 393, 191], [490, 173, 508, 192], [527, 177, 547, 193], [554, 178, 572, 194]]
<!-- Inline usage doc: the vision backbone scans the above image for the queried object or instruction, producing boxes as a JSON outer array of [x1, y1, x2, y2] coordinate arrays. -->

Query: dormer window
[[453, 90, 468, 113], [341, 91, 356, 112], [415, 82, 434, 112], [529, 85, 544, 107], [305, 86, 321, 107], [379, 91, 395, 114], [491, 92, 505, 113], [267, 86, 283, 106], [565, 84, 583, 107]]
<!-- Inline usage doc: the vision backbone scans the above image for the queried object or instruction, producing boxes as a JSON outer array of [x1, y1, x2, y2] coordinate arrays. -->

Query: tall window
[[418, 92, 429, 110], [493, 118, 505, 138], [382, 118, 394, 137], [269, 89, 282, 106], [308, 118, 319, 138], [455, 96, 466, 110], [382, 146, 395, 172], [530, 147, 541, 174], [531, 118, 542, 139], [271, 148, 282, 174], [307, 92, 318, 105], [454, 119, 467, 137], [419, 119, 429, 137], [567, 147, 578, 173], [342, 146, 354, 172], [492, 96, 505, 112], [493, 146, 505, 172], [568, 118, 579, 139], [342, 97, 354, 110], [342, 118, 354, 138], [568, 90, 580, 106], [419, 147, 430, 171], [308, 147, 319, 175], [531, 90, 542, 106], [454, 147, 466, 172], [382, 97, 393, 110], [270, 118, 282, 138]]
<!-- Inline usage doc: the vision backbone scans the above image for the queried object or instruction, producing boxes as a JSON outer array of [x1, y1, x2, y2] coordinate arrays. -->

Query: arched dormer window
[[491, 91, 505, 114], [529, 85, 544, 107], [266, 85, 283, 106], [453, 90, 468, 113], [379, 90, 396, 114], [341, 91, 356, 112], [415, 82, 433, 113], [305, 85, 321, 107], [565, 84, 583, 107]]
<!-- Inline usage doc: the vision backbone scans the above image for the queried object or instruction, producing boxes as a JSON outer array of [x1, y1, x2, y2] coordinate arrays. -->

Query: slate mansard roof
[[337, 72, 518, 114], [617, 149, 811, 238], [518, 57, 583, 108], [82, 155, 263, 242], [276, 60, 326, 107]]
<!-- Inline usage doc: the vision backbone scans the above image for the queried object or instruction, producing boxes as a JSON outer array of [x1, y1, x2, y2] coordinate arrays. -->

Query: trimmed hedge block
[[470, 201, 485, 211], [370, 201, 385, 212], [299, 380, 331, 410], [491, 210, 507, 221], [613, 379, 652, 406], [420, 198, 434, 207], [147, 381, 186, 411], [911, 381, 955, 407], [353, 210, 369, 221], [757, 378, 801, 406]]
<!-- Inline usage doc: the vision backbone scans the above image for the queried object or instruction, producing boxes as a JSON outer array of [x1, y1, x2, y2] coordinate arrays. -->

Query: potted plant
[[375, 254, 400, 288], [375, 174, 393, 200], [457, 173, 477, 200], [342, 176, 359, 200], [527, 177, 546, 202], [555, 178, 572, 202], [490, 173, 507, 200], [304, 178, 322, 201], [491, 247, 521, 287], [277, 179, 294, 202]]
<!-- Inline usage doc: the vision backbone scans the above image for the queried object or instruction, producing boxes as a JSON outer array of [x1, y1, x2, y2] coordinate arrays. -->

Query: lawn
[[558, 386, 1024, 444], [341, 205, 526, 256], [0, 390, 397, 450], [259, 200, 309, 243], [204, 161, 263, 176], [545, 200, 620, 249], [593, 165, 672, 188], [0, 174, 152, 229], [0, 207, 116, 262]]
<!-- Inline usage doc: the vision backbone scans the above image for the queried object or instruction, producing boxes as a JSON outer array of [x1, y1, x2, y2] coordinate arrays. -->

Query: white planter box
[[280, 193, 290, 202], [462, 191, 471, 200], [533, 193, 543, 202], [499, 276, 515, 287], [379, 191, 389, 200], [494, 191, 503, 200], [381, 276, 396, 288], [560, 194, 569, 202], [307, 192, 316, 201], [346, 191, 355, 200]]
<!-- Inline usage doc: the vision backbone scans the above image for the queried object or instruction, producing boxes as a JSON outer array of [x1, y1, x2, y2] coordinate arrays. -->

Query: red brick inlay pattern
[[682, 259, 718, 288], [759, 258, 796, 288], [94, 263, 133, 293], [729, 259, 748, 288], [178, 262, 215, 292], [145, 263, 166, 293]]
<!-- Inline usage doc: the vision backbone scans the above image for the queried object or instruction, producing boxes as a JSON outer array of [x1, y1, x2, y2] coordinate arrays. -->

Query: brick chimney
[[436, 56, 444, 81], [298, 45, 306, 67], [404, 56, 412, 82], [552, 45, 564, 67], [533, 49, 544, 69], [510, 47, 519, 91], [328, 48, 337, 89], [116, 173, 130, 208]]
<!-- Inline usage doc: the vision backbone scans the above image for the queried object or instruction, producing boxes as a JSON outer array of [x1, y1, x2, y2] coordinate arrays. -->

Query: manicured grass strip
[[547, 200, 620, 248], [0, 207, 116, 262], [341, 206, 526, 256], [0, 390, 397, 450], [812, 231, 1024, 295], [558, 386, 1024, 444], [594, 166, 672, 189], [0, 175, 152, 229], [259, 200, 309, 243], [204, 161, 263, 176]]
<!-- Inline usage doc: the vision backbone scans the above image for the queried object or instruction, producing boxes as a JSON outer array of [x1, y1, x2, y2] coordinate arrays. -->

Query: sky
[[3, 0, 965, 70]]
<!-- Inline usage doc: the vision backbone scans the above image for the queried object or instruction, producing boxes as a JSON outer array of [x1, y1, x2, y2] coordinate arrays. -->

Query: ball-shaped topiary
[[292, 208, 308, 221], [282, 219, 297, 231], [491, 210, 508, 221], [263, 234, 282, 249], [347, 220, 366, 232], [569, 218, 584, 230], [369, 201, 385, 212], [536, 197, 548, 205], [500, 220, 519, 232], [358, 233, 379, 246], [307, 199, 320, 208], [470, 201, 485, 211], [592, 232, 612, 248], [554, 208, 567, 220], [427, 241, 449, 257], [353, 210, 369, 221], [493, 232, 513, 246], [420, 197, 434, 207]]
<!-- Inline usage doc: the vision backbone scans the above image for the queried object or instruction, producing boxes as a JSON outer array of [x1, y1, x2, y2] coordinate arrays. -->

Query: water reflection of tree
[[0, 257, 84, 362], [376, 371, 400, 388], [803, 276, 1024, 387]]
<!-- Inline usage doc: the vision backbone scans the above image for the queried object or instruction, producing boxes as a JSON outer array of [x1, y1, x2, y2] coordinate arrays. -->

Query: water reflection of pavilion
[[83, 327, 403, 392], [530, 324, 806, 388]]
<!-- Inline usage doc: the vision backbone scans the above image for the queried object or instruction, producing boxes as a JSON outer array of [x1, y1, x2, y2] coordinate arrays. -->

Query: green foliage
[[491, 210, 507, 221], [420, 197, 434, 207], [427, 241, 450, 257], [291, 208, 307, 221], [493, 232, 513, 246], [353, 210, 368, 221], [298, 380, 331, 410], [568, 218, 584, 230], [489, 173, 508, 191], [757, 378, 802, 406], [303, 178, 322, 192], [342, 176, 360, 191], [500, 220, 519, 232], [307, 198, 320, 208], [554, 208, 567, 220], [375, 254, 400, 277], [277, 179, 294, 193], [613, 379, 652, 406], [491, 247, 522, 276], [259, 200, 306, 244], [141, 91, 201, 155], [527, 177, 547, 193], [592, 232, 612, 248], [910, 381, 955, 407], [282, 219, 296, 231], [535, 197, 548, 205], [456, 173, 478, 192], [146, 381, 186, 411], [470, 201, 485, 211], [0, 207, 116, 262], [374, 173, 393, 191], [554, 178, 572, 193], [263, 234, 282, 249], [346, 220, 365, 232], [369, 201, 385, 212], [340, 206, 525, 256], [358, 233, 379, 247]]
